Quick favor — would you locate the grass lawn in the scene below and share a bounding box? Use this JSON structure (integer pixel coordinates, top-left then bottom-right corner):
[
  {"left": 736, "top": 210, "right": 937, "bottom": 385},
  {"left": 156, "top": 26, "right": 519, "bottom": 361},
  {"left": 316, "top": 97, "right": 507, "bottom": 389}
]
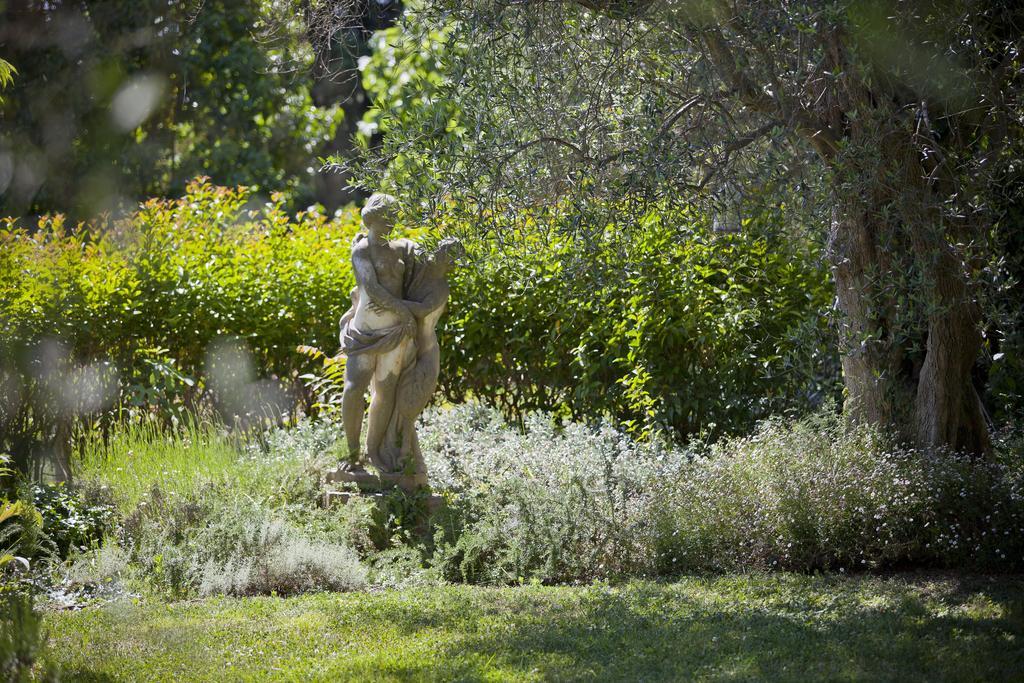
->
[{"left": 45, "top": 573, "right": 1024, "bottom": 682}]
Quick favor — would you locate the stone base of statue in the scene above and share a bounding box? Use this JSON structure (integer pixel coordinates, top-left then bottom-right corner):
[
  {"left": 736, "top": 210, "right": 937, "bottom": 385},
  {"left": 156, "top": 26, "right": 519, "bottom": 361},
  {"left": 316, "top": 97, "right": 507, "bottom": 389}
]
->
[
  {"left": 324, "top": 466, "right": 427, "bottom": 492},
  {"left": 321, "top": 466, "right": 443, "bottom": 519}
]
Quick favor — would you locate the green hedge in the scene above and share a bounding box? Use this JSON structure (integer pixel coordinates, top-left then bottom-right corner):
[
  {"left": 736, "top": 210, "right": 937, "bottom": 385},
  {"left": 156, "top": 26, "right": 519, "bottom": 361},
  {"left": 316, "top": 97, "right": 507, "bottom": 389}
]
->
[
  {"left": 1, "top": 179, "right": 836, "bottom": 462},
  {"left": 1, "top": 180, "right": 359, "bottom": 464},
  {"left": 1, "top": 179, "right": 357, "bottom": 377},
  {"left": 441, "top": 207, "right": 837, "bottom": 438}
]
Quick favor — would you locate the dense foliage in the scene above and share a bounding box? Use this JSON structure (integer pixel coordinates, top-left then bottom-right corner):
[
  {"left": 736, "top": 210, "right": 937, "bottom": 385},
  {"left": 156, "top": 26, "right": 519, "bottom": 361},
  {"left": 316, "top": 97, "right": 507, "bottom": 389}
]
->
[
  {"left": 0, "top": 180, "right": 359, "bottom": 469},
  {"left": 420, "top": 403, "right": 1024, "bottom": 581},
  {"left": 1, "top": 179, "right": 834, "bottom": 473},
  {"left": 62, "top": 403, "right": 1024, "bottom": 605},
  {"left": 0, "top": 0, "right": 346, "bottom": 218},
  {"left": 348, "top": 0, "right": 1024, "bottom": 455},
  {"left": 440, "top": 206, "right": 836, "bottom": 437}
]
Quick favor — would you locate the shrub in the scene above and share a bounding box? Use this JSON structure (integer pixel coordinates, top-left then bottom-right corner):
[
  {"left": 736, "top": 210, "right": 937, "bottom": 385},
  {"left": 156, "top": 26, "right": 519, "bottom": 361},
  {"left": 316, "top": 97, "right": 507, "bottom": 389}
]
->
[
  {"left": 420, "top": 402, "right": 682, "bottom": 583},
  {"left": 439, "top": 205, "right": 838, "bottom": 439},
  {"left": 29, "top": 483, "right": 113, "bottom": 560},
  {"left": 369, "top": 546, "right": 441, "bottom": 589},
  {"left": 198, "top": 519, "right": 367, "bottom": 597},
  {"left": 3, "top": 180, "right": 837, "bottom": 472},
  {"left": 123, "top": 483, "right": 366, "bottom": 597},
  {"left": 652, "top": 413, "right": 1024, "bottom": 572},
  {"left": 0, "top": 179, "right": 361, "bottom": 467},
  {"left": 63, "top": 542, "right": 130, "bottom": 598},
  {"left": 56, "top": 404, "right": 1024, "bottom": 591},
  {"left": 0, "top": 180, "right": 359, "bottom": 388},
  {"left": 417, "top": 403, "right": 1024, "bottom": 582}
]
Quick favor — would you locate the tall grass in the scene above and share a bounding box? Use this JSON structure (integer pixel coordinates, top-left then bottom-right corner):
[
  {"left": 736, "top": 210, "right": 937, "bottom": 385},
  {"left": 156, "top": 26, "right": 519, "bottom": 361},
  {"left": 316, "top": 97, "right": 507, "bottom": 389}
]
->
[
  {"left": 68, "top": 416, "right": 361, "bottom": 597},
  {"left": 74, "top": 418, "right": 294, "bottom": 511}
]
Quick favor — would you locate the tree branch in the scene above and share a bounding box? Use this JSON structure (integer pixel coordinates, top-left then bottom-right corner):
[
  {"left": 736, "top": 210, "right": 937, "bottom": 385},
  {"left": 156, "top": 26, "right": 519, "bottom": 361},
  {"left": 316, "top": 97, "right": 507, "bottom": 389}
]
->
[{"left": 701, "top": 26, "right": 840, "bottom": 160}]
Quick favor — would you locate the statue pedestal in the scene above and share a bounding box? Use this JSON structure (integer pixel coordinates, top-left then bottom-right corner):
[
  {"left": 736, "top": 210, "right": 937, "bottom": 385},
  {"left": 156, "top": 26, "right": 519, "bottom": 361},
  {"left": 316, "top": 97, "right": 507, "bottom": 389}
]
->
[
  {"left": 324, "top": 467, "right": 427, "bottom": 491},
  {"left": 321, "top": 467, "right": 442, "bottom": 513}
]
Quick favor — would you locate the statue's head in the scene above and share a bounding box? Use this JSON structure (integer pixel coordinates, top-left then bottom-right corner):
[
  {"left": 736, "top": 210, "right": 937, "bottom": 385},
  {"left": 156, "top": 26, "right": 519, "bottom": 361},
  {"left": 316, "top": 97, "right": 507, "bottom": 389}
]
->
[
  {"left": 434, "top": 237, "right": 466, "bottom": 269},
  {"left": 361, "top": 193, "right": 399, "bottom": 234}
]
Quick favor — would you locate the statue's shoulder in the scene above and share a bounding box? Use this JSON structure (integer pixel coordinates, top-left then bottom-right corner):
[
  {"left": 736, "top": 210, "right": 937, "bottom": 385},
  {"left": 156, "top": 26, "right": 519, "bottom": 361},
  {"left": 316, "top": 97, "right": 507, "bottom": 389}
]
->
[{"left": 351, "top": 232, "right": 369, "bottom": 253}]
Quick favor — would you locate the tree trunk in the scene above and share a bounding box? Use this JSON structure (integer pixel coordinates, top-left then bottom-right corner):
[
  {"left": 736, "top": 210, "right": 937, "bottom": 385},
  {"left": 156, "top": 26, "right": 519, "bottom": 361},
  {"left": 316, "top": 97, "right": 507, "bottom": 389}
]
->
[
  {"left": 827, "top": 203, "right": 916, "bottom": 434},
  {"left": 827, "top": 185, "right": 990, "bottom": 456},
  {"left": 914, "top": 244, "right": 990, "bottom": 454}
]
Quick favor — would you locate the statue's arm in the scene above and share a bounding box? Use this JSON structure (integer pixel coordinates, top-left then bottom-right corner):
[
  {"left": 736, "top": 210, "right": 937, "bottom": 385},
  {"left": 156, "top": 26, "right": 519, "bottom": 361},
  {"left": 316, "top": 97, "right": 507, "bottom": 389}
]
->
[
  {"left": 403, "top": 284, "right": 448, "bottom": 319},
  {"left": 351, "top": 244, "right": 412, "bottom": 320}
]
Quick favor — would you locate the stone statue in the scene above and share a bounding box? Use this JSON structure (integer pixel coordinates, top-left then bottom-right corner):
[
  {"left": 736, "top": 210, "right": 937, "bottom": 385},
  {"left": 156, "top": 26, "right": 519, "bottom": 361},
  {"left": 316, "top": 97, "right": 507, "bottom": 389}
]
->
[
  {"left": 336, "top": 193, "right": 461, "bottom": 491},
  {"left": 379, "top": 236, "right": 465, "bottom": 482}
]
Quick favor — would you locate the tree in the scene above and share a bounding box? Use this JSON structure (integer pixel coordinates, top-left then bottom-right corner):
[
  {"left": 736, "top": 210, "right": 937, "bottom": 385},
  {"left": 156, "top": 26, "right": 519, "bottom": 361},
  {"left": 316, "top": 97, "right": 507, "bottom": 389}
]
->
[
  {"left": 349, "top": 0, "right": 1023, "bottom": 455},
  {"left": 0, "top": 0, "right": 344, "bottom": 219},
  {"left": 297, "top": 0, "right": 404, "bottom": 211}
]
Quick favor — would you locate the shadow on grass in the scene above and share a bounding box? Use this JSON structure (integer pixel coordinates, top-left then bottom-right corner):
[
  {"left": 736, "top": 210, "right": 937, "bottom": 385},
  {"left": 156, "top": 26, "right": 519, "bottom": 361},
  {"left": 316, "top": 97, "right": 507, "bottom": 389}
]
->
[
  {"left": 49, "top": 574, "right": 1024, "bottom": 682},
  {"left": 370, "top": 576, "right": 1024, "bottom": 682},
  {"left": 58, "top": 672, "right": 117, "bottom": 683}
]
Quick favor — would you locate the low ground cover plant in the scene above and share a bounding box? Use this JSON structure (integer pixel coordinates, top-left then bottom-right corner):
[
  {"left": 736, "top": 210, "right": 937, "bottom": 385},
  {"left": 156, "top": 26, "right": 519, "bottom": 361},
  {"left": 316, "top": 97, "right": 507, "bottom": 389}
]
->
[
  {"left": 654, "top": 415, "right": 1024, "bottom": 573},
  {"left": 67, "top": 417, "right": 365, "bottom": 598},
  {"left": 420, "top": 404, "right": 1024, "bottom": 581},
  {"left": 48, "top": 403, "right": 1024, "bottom": 604}
]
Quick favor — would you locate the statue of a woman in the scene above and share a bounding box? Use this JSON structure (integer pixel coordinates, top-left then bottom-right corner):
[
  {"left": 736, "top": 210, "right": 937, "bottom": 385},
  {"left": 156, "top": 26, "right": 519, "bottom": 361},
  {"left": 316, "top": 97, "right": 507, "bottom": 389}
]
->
[
  {"left": 337, "top": 193, "right": 462, "bottom": 489},
  {"left": 338, "top": 193, "right": 418, "bottom": 473}
]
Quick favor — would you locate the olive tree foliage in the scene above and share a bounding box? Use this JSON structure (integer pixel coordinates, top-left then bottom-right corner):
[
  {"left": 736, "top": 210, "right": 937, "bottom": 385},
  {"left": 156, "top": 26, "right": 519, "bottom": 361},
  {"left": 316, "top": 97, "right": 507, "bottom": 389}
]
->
[{"left": 337, "top": 0, "right": 1023, "bottom": 455}]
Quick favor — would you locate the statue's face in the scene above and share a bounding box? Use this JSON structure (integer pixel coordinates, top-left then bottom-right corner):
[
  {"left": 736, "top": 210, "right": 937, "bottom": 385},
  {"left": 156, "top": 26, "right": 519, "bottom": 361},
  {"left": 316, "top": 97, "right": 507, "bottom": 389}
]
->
[{"left": 365, "top": 209, "right": 396, "bottom": 235}]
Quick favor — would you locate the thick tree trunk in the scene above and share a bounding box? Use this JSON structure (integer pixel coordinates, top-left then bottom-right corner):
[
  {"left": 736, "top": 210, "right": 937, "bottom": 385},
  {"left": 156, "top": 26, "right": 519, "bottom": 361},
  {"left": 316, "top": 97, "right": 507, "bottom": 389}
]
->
[
  {"left": 828, "top": 204, "right": 916, "bottom": 433},
  {"left": 914, "top": 246, "right": 990, "bottom": 454},
  {"left": 828, "top": 193, "right": 990, "bottom": 456}
]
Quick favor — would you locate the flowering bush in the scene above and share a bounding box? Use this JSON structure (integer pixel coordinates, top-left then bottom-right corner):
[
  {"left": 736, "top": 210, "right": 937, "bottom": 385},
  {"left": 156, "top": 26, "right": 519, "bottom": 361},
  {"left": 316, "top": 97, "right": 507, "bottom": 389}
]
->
[
  {"left": 420, "top": 402, "right": 680, "bottom": 583},
  {"left": 655, "top": 413, "right": 1024, "bottom": 572},
  {"left": 418, "top": 403, "right": 1024, "bottom": 582},
  {"left": 122, "top": 483, "right": 367, "bottom": 597},
  {"left": 69, "top": 404, "right": 1024, "bottom": 597}
]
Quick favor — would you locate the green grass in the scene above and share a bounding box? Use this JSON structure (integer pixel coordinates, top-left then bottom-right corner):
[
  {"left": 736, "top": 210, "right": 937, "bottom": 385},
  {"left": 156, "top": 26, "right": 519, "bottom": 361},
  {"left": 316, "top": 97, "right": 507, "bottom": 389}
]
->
[
  {"left": 74, "top": 419, "right": 296, "bottom": 511},
  {"left": 45, "top": 573, "right": 1024, "bottom": 682},
  {"left": 75, "top": 419, "right": 243, "bottom": 510}
]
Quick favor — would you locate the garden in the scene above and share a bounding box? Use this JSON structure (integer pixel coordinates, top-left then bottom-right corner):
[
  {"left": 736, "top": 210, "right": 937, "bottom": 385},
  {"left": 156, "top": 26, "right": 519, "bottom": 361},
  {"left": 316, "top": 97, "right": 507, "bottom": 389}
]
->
[{"left": 1, "top": 1, "right": 1023, "bottom": 681}]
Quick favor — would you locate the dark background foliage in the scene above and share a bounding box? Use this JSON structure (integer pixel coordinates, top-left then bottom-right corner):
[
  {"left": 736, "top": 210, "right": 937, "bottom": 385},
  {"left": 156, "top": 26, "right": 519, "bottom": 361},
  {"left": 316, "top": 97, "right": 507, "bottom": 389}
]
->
[{"left": 0, "top": 0, "right": 402, "bottom": 221}]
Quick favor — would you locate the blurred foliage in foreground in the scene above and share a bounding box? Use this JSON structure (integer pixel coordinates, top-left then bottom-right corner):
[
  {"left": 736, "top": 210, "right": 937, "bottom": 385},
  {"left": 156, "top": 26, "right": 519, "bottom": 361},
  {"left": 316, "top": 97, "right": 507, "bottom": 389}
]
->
[
  {"left": 0, "top": 0, "right": 345, "bottom": 219},
  {"left": 1, "top": 180, "right": 836, "bottom": 472}
]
